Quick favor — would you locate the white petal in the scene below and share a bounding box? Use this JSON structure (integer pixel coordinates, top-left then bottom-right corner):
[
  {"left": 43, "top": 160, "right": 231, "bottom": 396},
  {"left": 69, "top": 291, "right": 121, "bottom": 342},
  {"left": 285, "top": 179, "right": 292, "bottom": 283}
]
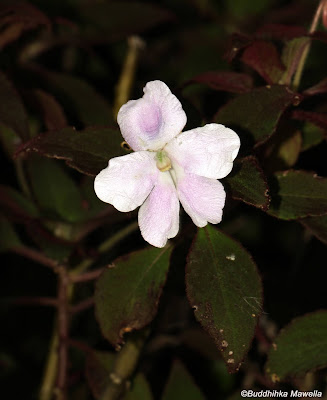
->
[
  {"left": 177, "top": 172, "right": 226, "bottom": 227},
  {"left": 165, "top": 123, "right": 240, "bottom": 179},
  {"left": 94, "top": 151, "right": 158, "bottom": 212},
  {"left": 117, "top": 81, "right": 187, "bottom": 151},
  {"left": 138, "top": 172, "right": 180, "bottom": 248}
]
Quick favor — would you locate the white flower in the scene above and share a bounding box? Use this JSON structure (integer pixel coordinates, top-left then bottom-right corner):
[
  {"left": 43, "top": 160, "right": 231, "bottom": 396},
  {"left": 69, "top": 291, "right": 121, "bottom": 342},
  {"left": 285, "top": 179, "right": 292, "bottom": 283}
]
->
[{"left": 94, "top": 81, "right": 240, "bottom": 248}]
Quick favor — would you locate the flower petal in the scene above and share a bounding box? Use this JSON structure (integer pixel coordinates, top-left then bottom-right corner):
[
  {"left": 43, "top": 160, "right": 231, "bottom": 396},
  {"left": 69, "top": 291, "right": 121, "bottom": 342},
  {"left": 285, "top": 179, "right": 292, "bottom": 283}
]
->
[
  {"left": 177, "top": 172, "right": 226, "bottom": 227},
  {"left": 165, "top": 123, "right": 240, "bottom": 179},
  {"left": 138, "top": 172, "right": 180, "bottom": 248},
  {"left": 117, "top": 81, "right": 187, "bottom": 151},
  {"left": 94, "top": 151, "right": 158, "bottom": 212}
]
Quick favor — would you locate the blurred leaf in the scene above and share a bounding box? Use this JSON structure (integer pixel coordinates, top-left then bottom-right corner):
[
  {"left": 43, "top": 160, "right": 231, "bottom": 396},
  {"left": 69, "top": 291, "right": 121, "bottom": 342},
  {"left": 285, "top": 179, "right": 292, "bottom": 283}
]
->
[
  {"left": 78, "top": 1, "right": 174, "bottom": 40},
  {"left": 16, "top": 126, "right": 125, "bottom": 175},
  {"left": 27, "top": 156, "right": 86, "bottom": 223},
  {"left": 292, "top": 110, "right": 327, "bottom": 132},
  {"left": 256, "top": 24, "right": 307, "bottom": 40},
  {"left": 95, "top": 246, "right": 172, "bottom": 347},
  {"left": 181, "top": 328, "right": 221, "bottom": 360},
  {"left": 0, "top": 125, "right": 21, "bottom": 157},
  {"left": 215, "top": 85, "right": 301, "bottom": 146},
  {"left": 32, "top": 89, "right": 67, "bottom": 131},
  {"left": 241, "top": 41, "right": 284, "bottom": 84},
  {"left": 266, "top": 311, "right": 327, "bottom": 382},
  {"left": 224, "top": 33, "right": 252, "bottom": 63},
  {"left": 224, "top": 156, "right": 270, "bottom": 210},
  {"left": 80, "top": 177, "right": 107, "bottom": 219},
  {"left": 0, "top": 1, "right": 50, "bottom": 48},
  {"left": 0, "top": 214, "right": 21, "bottom": 252},
  {"left": 124, "top": 374, "right": 153, "bottom": 400},
  {"left": 186, "top": 226, "right": 263, "bottom": 372},
  {"left": 85, "top": 350, "right": 115, "bottom": 400},
  {"left": 0, "top": 70, "right": 29, "bottom": 140},
  {"left": 301, "top": 123, "right": 325, "bottom": 151},
  {"left": 38, "top": 69, "right": 113, "bottom": 126},
  {"left": 280, "top": 38, "right": 308, "bottom": 85},
  {"left": 300, "top": 215, "right": 327, "bottom": 245},
  {"left": 303, "top": 77, "right": 327, "bottom": 96},
  {"left": 187, "top": 71, "right": 253, "bottom": 93},
  {"left": 0, "top": 185, "right": 39, "bottom": 219},
  {"left": 268, "top": 170, "right": 327, "bottom": 220},
  {"left": 225, "top": 0, "right": 272, "bottom": 19},
  {"left": 162, "top": 360, "right": 205, "bottom": 400}
]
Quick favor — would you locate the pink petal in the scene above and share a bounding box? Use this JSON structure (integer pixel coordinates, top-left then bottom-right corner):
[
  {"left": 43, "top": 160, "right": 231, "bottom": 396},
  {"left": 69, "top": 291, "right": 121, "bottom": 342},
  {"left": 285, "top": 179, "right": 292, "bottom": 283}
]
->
[
  {"left": 94, "top": 151, "right": 158, "bottom": 212},
  {"left": 165, "top": 123, "right": 240, "bottom": 179},
  {"left": 138, "top": 172, "right": 180, "bottom": 247},
  {"left": 177, "top": 172, "right": 226, "bottom": 227},
  {"left": 117, "top": 81, "right": 187, "bottom": 151}
]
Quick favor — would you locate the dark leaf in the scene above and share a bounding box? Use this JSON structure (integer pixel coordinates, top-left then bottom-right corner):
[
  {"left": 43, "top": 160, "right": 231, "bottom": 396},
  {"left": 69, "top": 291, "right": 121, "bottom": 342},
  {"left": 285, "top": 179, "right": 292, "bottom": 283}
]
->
[
  {"left": 303, "top": 78, "right": 327, "bottom": 96},
  {"left": 124, "top": 374, "right": 153, "bottom": 400},
  {"left": 37, "top": 68, "right": 113, "bottom": 126},
  {"left": 266, "top": 311, "right": 327, "bottom": 382},
  {"left": 85, "top": 350, "right": 115, "bottom": 400},
  {"left": 280, "top": 38, "right": 309, "bottom": 85},
  {"left": 187, "top": 71, "right": 253, "bottom": 93},
  {"left": 224, "top": 156, "right": 270, "bottom": 210},
  {"left": 27, "top": 156, "right": 86, "bottom": 223},
  {"left": 268, "top": 170, "right": 327, "bottom": 220},
  {"left": 0, "top": 70, "right": 29, "bottom": 140},
  {"left": 300, "top": 215, "right": 327, "bottom": 245},
  {"left": 256, "top": 24, "right": 307, "bottom": 40},
  {"left": 241, "top": 41, "right": 285, "bottom": 84},
  {"left": 224, "top": 33, "right": 252, "bottom": 63},
  {"left": 0, "top": 185, "right": 39, "bottom": 220},
  {"left": 16, "top": 126, "right": 125, "bottom": 176},
  {"left": 215, "top": 85, "right": 301, "bottom": 146},
  {"left": 162, "top": 361, "right": 205, "bottom": 400},
  {"left": 0, "top": 214, "right": 21, "bottom": 252},
  {"left": 32, "top": 89, "right": 67, "bottom": 131},
  {"left": 95, "top": 246, "right": 172, "bottom": 347},
  {"left": 301, "top": 123, "right": 325, "bottom": 151},
  {"left": 292, "top": 110, "right": 327, "bottom": 132},
  {"left": 186, "top": 226, "right": 263, "bottom": 372}
]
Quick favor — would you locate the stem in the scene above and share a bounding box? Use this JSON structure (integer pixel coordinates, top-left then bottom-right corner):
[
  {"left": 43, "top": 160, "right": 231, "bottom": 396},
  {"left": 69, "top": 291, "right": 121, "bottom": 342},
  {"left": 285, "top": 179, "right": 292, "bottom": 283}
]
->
[
  {"left": 12, "top": 245, "right": 60, "bottom": 272},
  {"left": 293, "top": 0, "right": 326, "bottom": 89},
  {"left": 113, "top": 36, "right": 145, "bottom": 118},
  {"left": 70, "top": 268, "right": 103, "bottom": 283},
  {"left": 10, "top": 296, "right": 58, "bottom": 307},
  {"left": 70, "top": 297, "right": 94, "bottom": 314}
]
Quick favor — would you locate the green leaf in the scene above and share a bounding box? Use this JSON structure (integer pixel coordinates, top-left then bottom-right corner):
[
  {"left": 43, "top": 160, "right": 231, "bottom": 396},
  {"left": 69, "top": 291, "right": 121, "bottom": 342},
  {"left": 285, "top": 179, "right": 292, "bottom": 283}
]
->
[
  {"left": 300, "top": 215, "right": 327, "bottom": 245},
  {"left": 162, "top": 361, "right": 205, "bottom": 400},
  {"left": 38, "top": 69, "right": 113, "bottom": 126},
  {"left": 27, "top": 156, "right": 86, "bottom": 223},
  {"left": 17, "top": 126, "right": 126, "bottom": 175},
  {"left": 224, "top": 156, "right": 270, "bottom": 210},
  {"left": 85, "top": 350, "right": 115, "bottom": 400},
  {"left": 95, "top": 246, "right": 172, "bottom": 347},
  {"left": 266, "top": 311, "right": 327, "bottom": 382},
  {"left": 0, "top": 70, "right": 29, "bottom": 140},
  {"left": 280, "top": 38, "right": 309, "bottom": 85},
  {"left": 215, "top": 85, "right": 301, "bottom": 146},
  {"left": 0, "top": 185, "right": 39, "bottom": 219},
  {"left": 124, "top": 374, "right": 153, "bottom": 400},
  {"left": 301, "top": 123, "right": 324, "bottom": 151},
  {"left": 186, "top": 225, "right": 263, "bottom": 372},
  {"left": 268, "top": 170, "right": 327, "bottom": 220},
  {"left": 0, "top": 215, "right": 21, "bottom": 252}
]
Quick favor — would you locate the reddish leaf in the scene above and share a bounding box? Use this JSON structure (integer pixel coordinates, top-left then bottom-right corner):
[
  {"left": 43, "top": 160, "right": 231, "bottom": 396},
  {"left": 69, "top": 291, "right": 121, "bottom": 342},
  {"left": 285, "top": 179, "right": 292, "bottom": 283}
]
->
[
  {"left": 292, "top": 110, "right": 327, "bottom": 132},
  {"left": 304, "top": 78, "right": 327, "bottom": 96},
  {"left": 241, "top": 41, "right": 285, "bottom": 84},
  {"left": 224, "top": 33, "right": 252, "bottom": 63},
  {"left": 256, "top": 24, "right": 307, "bottom": 41},
  {"left": 187, "top": 71, "right": 253, "bottom": 93},
  {"left": 32, "top": 89, "right": 67, "bottom": 131}
]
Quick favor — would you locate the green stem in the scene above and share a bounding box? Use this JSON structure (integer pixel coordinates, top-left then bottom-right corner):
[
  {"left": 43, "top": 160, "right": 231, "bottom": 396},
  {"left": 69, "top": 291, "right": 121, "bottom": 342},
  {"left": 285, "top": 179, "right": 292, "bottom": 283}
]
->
[{"left": 293, "top": 0, "right": 326, "bottom": 89}]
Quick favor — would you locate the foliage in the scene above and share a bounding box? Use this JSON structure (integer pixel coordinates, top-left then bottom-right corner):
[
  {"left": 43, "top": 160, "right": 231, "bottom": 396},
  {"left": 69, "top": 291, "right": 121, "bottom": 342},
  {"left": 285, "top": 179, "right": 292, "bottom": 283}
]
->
[{"left": 0, "top": 0, "right": 327, "bottom": 399}]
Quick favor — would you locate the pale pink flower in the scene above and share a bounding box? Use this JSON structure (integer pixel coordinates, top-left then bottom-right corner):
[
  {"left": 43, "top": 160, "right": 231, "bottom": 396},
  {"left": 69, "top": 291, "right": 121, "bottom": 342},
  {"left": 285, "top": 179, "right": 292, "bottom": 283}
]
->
[{"left": 94, "top": 81, "right": 240, "bottom": 248}]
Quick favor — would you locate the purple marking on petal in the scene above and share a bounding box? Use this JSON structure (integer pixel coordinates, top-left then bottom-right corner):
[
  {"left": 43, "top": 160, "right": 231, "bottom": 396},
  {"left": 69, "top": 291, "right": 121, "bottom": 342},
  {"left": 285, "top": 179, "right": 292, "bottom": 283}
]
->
[{"left": 138, "top": 102, "right": 162, "bottom": 138}]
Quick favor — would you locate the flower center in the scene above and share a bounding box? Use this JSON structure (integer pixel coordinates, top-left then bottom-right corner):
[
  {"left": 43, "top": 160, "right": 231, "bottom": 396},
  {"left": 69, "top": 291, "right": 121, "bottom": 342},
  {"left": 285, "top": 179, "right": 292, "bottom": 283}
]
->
[{"left": 155, "top": 150, "right": 172, "bottom": 172}]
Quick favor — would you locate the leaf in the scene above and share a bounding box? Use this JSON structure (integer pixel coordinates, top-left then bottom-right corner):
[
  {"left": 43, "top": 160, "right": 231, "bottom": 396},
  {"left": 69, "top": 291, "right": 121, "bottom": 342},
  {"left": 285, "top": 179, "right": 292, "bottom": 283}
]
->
[
  {"left": 32, "top": 89, "right": 67, "bottom": 131},
  {"left": 241, "top": 41, "right": 285, "bottom": 84},
  {"left": 187, "top": 71, "right": 253, "bottom": 93},
  {"left": 16, "top": 126, "right": 126, "bottom": 176},
  {"left": 0, "top": 70, "right": 29, "bottom": 140},
  {"left": 186, "top": 225, "right": 263, "bottom": 372},
  {"left": 256, "top": 24, "right": 307, "bottom": 40},
  {"left": 301, "top": 123, "right": 325, "bottom": 151},
  {"left": 292, "top": 110, "right": 327, "bottom": 132},
  {"left": 280, "top": 38, "right": 309, "bottom": 85},
  {"left": 224, "top": 156, "right": 270, "bottom": 210},
  {"left": 214, "top": 85, "right": 301, "bottom": 146},
  {"left": 37, "top": 68, "right": 113, "bottom": 126},
  {"left": 0, "top": 214, "right": 21, "bottom": 252},
  {"left": 78, "top": 1, "right": 174, "bottom": 40},
  {"left": 224, "top": 33, "right": 252, "bottom": 63},
  {"left": 300, "top": 215, "right": 327, "bottom": 245},
  {"left": 268, "top": 170, "right": 327, "bottom": 220},
  {"left": 27, "top": 156, "right": 86, "bottom": 223},
  {"left": 162, "top": 361, "right": 205, "bottom": 400},
  {"left": 124, "top": 374, "right": 153, "bottom": 400},
  {"left": 303, "top": 77, "right": 327, "bottom": 96},
  {"left": 95, "top": 246, "right": 172, "bottom": 347},
  {"left": 0, "top": 185, "right": 39, "bottom": 219},
  {"left": 265, "top": 311, "right": 327, "bottom": 382},
  {"left": 85, "top": 350, "right": 115, "bottom": 400}
]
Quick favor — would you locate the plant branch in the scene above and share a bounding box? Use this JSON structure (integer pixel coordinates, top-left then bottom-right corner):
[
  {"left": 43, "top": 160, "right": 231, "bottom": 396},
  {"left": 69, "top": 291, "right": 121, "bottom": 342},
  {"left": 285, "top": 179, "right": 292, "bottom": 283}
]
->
[
  {"left": 70, "top": 297, "right": 94, "bottom": 314},
  {"left": 9, "top": 296, "right": 58, "bottom": 307},
  {"left": 12, "top": 245, "right": 61, "bottom": 272},
  {"left": 69, "top": 268, "right": 104, "bottom": 283}
]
